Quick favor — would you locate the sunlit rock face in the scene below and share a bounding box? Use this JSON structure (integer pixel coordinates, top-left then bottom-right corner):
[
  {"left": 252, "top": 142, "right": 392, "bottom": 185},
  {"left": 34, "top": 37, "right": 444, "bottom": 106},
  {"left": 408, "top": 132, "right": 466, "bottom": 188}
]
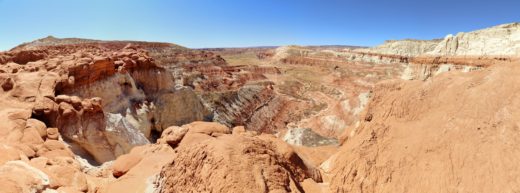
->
[
  {"left": 428, "top": 23, "right": 520, "bottom": 56},
  {"left": 357, "top": 39, "right": 442, "bottom": 57},
  {"left": 1, "top": 37, "right": 285, "bottom": 165},
  {"left": 328, "top": 63, "right": 520, "bottom": 193},
  {"left": 152, "top": 87, "right": 213, "bottom": 132},
  {"left": 0, "top": 38, "right": 212, "bottom": 163}
]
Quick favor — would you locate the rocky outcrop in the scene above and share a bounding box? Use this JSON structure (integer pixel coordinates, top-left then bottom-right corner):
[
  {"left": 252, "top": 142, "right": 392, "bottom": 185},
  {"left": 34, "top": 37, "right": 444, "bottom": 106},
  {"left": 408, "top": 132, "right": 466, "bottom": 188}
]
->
[
  {"left": 0, "top": 161, "right": 52, "bottom": 193},
  {"left": 98, "top": 143, "right": 174, "bottom": 193},
  {"left": 328, "top": 63, "right": 520, "bottom": 193},
  {"left": 156, "top": 122, "right": 317, "bottom": 193},
  {"left": 42, "top": 95, "right": 136, "bottom": 163},
  {"left": 390, "top": 23, "right": 520, "bottom": 80},
  {"left": 0, "top": 36, "right": 335, "bottom": 192},
  {"left": 359, "top": 39, "right": 441, "bottom": 57},
  {"left": 0, "top": 43, "right": 150, "bottom": 164},
  {"left": 0, "top": 106, "right": 94, "bottom": 193},
  {"left": 272, "top": 46, "right": 312, "bottom": 62},
  {"left": 7, "top": 45, "right": 161, "bottom": 163},
  {"left": 1, "top": 37, "right": 259, "bottom": 165},
  {"left": 275, "top": 44, "right": 416, "bottom": 66},
  {"left": 1, "top": 36, "right": 295, "bottom": 164},
  {"left": 152, "top": 87, "right": 212, "bottom": 131},
  {"left": 428, "top": 23, "right": 520, "bottom": 56},
  {"left": 206, "top": 84, "right": 276, "bottom": 128},
  {"left": 97, "top": 121, "right": 321, "bottom": 193},
  {"left": 275, "top": 23, "right": 520, "bottom": 82}
]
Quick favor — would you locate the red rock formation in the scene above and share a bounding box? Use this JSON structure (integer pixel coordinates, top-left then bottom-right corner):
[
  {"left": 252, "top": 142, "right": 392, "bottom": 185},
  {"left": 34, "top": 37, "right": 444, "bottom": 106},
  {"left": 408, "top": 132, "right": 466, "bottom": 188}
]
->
[
  {"left": 328, "top": 63, "right": 520, "bottom": 193},
  {"left": 156, "top": 122, "right": 318, "bottom": 193},
  {"left": 95, "top": 121, "right": 321, "bottom": 193}
]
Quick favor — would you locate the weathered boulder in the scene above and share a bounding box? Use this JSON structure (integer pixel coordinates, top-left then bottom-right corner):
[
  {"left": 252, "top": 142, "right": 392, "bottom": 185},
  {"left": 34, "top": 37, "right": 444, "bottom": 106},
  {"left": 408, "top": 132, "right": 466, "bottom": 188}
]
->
[
  {"left": 111, "top": 154, "right": 143, "bottom": 178},
  {"left": 157, "top": 126, "right": 188, "bottom": 147},
  {"left": 0, "top": 161, "right": 51, "bottom": 193}
]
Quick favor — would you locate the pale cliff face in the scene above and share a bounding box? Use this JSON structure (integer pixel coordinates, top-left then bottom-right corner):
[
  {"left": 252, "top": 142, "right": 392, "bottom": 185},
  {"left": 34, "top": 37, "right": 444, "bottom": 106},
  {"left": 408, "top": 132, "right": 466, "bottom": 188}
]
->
[
  {"left": 428, "top": 23, "right": 520, "bottom": 56},
  {"left": 352, "top": 23, "right": 520, "bottom": 57},
  {"left": 360, "top": 39, "right": 441, "bottom": 57}
]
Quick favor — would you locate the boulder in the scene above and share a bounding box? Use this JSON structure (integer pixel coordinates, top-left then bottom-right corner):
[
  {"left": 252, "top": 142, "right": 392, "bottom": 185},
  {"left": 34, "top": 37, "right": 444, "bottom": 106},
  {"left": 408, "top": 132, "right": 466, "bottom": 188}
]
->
[
  {"left": 111, "top": 154, "right": 143, "bottom": 178},
  {"left": 46, "top": 128, "right": 59, "bottom": 140},
  {"left": 0, "top": 145, "right": 23, "bottom": 165},
  {"left": 157, "top": 126, "right": 188, "bottom": 147},
  {"left": 36, "top": 140, "right": 74, "bottom": 159},
  {"left": 25, "top": 119, "right": 47, "bottom": 139},
  {"left": 0, "top": 161, "right": 50, "bottom": 193}
]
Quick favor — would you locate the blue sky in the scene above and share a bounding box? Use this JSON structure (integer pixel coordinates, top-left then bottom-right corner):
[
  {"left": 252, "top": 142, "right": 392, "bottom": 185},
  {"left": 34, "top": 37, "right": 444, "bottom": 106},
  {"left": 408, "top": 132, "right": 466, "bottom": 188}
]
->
[{"left": 0, "top": 0, "right": 519, "bottom": 50}]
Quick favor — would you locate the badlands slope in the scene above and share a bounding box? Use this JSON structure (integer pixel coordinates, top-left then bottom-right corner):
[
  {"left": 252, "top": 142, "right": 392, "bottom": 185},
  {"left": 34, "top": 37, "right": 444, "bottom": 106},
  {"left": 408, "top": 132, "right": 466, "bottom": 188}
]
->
[{"left": 0, "top": 23, "right": 519, "bottom": 193}]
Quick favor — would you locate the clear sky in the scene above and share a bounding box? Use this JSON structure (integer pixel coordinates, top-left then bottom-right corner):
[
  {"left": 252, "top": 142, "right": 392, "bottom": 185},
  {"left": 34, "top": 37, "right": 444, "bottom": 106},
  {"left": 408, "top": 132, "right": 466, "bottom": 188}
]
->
[{"left": 1, "top": 0, "right": 519, "bottom": 51}]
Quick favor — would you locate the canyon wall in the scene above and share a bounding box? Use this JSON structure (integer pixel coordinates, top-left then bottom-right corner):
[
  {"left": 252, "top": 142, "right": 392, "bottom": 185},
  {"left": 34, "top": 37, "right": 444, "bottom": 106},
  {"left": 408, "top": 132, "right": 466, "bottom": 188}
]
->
[{"left": 1, "top": 37, "right": 289, "bottom": 164}]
